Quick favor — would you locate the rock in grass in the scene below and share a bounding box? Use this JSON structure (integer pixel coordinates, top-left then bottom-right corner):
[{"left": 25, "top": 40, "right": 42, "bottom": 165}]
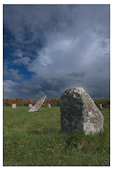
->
[
  {"left": 12, "top": 103, "right": 16, "bottom": 108},
  {"left": 28, "top": 95, "right": 47, "bottom": 112},
  {"left": 28, "top": 104, "right": 33, "bottom": 108},
  {"left": 46, "top": 103, "right": 51, "bottom": 108},
  {"left": 60, "top": 87, "right": 104, "bottom": 135},
  {"left": 97, "top": 104, "right": 104, "bottom": 110}
]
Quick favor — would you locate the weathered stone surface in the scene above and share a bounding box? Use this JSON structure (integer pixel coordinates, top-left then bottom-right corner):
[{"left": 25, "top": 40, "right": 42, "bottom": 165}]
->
[
  {"left": 60, "top": 87, "right": 104, "bottom": 135},
  {"left": 12, "top": 103, "right": 16, "bottom": 108},
  {"left": 97, "top": 104, "right": 104, "bottom": 110},
  {"left": 28, "top": 95, "right": 47, "bottom": 112},
  {"left": 46, "top": 103, "right": 51, "bottom": 108},
  {"left": 28, "top": 104, "right": 33, "bottom": 108}
]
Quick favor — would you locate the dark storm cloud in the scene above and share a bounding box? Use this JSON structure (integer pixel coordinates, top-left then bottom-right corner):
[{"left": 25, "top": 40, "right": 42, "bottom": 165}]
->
[
  {"left": 4, "top": 5, "right": 109, "bottom": 43},
  {"left": 3, "top": 5, "right": 110, "bottom": 99},
  {"left": 69, "top": 72, "right": 85, "bottom": 78},
  {"left": 3, "top": 80, "right": 42, "bottom": 99}
]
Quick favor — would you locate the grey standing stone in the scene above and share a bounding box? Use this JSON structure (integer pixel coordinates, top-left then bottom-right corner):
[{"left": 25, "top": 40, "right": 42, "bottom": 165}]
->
[
  {"left": 28, "top": 95, "right": 47, "bottom": 112},
  {"left": 28, "top": 104, "right": 33, "bottom": 108},
  {"left": 12, "top": 103, "right": 16, "bottom": 108},
  {"left": 46, "top": 103, "right": 51, "bottom": 108},
  {"left": 97, "top": 104, "right": 104, "bottom": 110},
  {"left": 60, "top": 87, "right": 104, "bottom": 135}
]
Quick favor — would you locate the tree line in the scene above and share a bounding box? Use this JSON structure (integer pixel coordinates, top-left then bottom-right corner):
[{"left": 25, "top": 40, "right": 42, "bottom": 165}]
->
[
  {"left": 3, "top": 97, "right": 110, "bottom": 108},
  {"left": 3, "top": 97, "right": 60, "bottom": 107}
]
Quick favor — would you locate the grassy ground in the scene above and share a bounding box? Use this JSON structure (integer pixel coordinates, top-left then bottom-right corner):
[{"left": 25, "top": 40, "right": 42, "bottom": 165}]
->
[{"left": 3, "top": 106, "right": 110, "bottom": 166}]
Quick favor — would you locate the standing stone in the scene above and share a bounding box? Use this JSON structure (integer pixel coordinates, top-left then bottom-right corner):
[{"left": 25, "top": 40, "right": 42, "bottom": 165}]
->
[
  {"left": 46, "top": 103, "right": 51, "bottom": 108},
  {"left": 28, "top": 95, "right": 47, "bottom": 112},
  {"left": 28, "top": 104, "right": 33, "bottom": 108},
  {"left": 60, "top": 87, "right": 104, "bottom": 135},
  {"left": 97, "top": 104, "right": 104, "bottom": 110},
  {"left": 12, "top": 103, "right": 16, "bottom": 108}
]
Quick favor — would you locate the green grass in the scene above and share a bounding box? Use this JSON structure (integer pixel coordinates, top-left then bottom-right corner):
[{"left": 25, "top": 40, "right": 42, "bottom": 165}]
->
[{"left": 3, "top": 106, "right": 110, "bottom": 166}]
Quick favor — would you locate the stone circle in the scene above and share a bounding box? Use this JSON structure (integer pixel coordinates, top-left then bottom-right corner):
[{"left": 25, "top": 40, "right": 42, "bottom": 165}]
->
[
  {"left": 97, "top": 104, "right": 104, "bottom": 110},
  {"left": 12, "top": 103, "right": 16, "bottom": 108},
  {"left": 28, "top": 95, "right": 47, "bottom": 112},
  {"left": 28, "top": 104, "right": 33, "bottom": 108},
  {"left": 46, "top": 103, "right": 51, "bottom": 108},
  {"left": 60, "top": 87, "right": 104, "bottom": 135}
]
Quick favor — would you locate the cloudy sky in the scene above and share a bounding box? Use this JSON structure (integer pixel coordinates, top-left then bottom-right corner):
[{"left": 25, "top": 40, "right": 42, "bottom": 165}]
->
[{"left": 3, "top": 4, "right": 110, "bottom": 100}]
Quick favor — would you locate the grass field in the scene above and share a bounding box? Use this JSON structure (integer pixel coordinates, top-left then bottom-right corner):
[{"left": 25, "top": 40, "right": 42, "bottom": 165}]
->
[{"left": 3, "top": 106, "right": 110, "bottom": 166}]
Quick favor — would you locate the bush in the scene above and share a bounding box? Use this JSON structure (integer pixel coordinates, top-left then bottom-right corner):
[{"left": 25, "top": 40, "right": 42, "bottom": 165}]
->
[
  {"left": 93, "top": 98, "right": 110, "bottom": 108},
  {"left": 3, "top": 97, "right": 110, "bottom": 108},
  {"left": 3, "top": 97, "right": 60, "bottom": 107}
]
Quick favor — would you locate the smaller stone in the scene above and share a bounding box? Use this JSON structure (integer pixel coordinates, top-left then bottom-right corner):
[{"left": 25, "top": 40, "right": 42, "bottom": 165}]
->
[
  {"left": 12, "top": 103, "right": 16, "bottom": 108},
  {"left": 28, "top": 104, "right": 33, "bottom": 108},
  {"left": 97, "top": 104, "right": 104, "bottom": 110},
  {"left": 46, "top": 103, "right": 51, "bottom": 108}
]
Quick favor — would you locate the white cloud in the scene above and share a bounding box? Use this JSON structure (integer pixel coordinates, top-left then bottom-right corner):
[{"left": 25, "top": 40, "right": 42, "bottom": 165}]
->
[
  {"left": 3, "top": 80, "right": 19, "bottom": 92},
  {"left": 12, "top": 49, "right": 23, "bottom": 58},
  {"left": 4, "top": 65, "right": 23, "bottom": 81},
  {"left": 80, "top": 28, "right": 110, "bottom": 67},
  {"left": 28, "top": 27, "right": 109, "bottom": 80},
  {"left": 13, "top": 57, "right": 31, "bottom": 66},
  {"left": 28, "top": 35, "right": 80, "bottom": 77},
  {"left": 3, "top": 79, "right": 43, "bottom": 99}
]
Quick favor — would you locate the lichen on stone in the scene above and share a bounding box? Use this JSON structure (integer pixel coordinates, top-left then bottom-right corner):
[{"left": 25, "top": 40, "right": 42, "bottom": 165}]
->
[{"left": 60, "top": 87, "right": 104, "bottom": 135}]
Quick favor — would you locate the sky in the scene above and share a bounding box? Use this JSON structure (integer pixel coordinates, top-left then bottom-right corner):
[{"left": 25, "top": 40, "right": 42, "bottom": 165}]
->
[{"left": 3, "top": 4, "right": 110, "bottom": 100}]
